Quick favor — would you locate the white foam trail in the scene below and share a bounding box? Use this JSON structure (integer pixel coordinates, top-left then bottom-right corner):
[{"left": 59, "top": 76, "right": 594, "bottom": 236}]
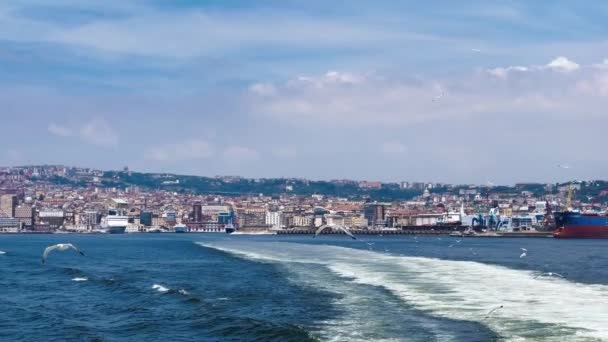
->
[
  {"left": 72, "top": 277, "right": 88, "bottom": 282},
  {"left": 152, "top": 284, "right": 170, "bottom": 293},
  {"left": 199, "top": 242, "right": 608, "bottom": 341}
]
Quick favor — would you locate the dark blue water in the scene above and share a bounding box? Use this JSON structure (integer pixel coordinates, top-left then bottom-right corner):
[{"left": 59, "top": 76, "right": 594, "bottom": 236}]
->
[{"left": 1, "top": 234, "right": 607, "bottom": 341}]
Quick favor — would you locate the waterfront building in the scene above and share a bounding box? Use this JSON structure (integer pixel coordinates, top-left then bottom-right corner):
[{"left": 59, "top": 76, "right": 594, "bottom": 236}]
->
[
  {"left": 140, "top": 211, "right": 153, "bottom": 226},
  {"left": 0, "top": 194, "right": 17, "bottom": 217},
  {"left": 38, "top": 210, "right": 65, "bottom": 230},
  {"left": 292, "top": 215, "right": 313, "bottom": 228},
  {"left": 193, "top": 203, "right": 202, "bottom": 223},
  {"left": 265, "top": 210, "right": 283, "bottom": 229},
  {"left": 0, "top": 217, "right": 20, "bottom": 232},
  {"left": 80, "top": 210, "right": 101, "bottom": 227},
  {"left": 325, "top": 214, "right": 345, "bottom": 227},
  {"left": 14, "top": 205, "right": 35, "bottom": 228},
  {"left": 165, "top": 211, "right": 177, "bottom": 225},
  {"left": 364, "top": 204, "right": 386, "bottom": 227}
]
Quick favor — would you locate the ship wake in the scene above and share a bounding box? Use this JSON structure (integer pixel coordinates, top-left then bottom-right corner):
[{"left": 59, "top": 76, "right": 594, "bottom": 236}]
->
[{"left": 198, "top": 241, "right": 608, "bottom": 341}]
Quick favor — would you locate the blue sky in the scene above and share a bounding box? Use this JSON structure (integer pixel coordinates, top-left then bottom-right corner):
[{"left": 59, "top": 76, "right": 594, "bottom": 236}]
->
[{"left": 1, "top": 0, "right": 608, "bottom": 184}]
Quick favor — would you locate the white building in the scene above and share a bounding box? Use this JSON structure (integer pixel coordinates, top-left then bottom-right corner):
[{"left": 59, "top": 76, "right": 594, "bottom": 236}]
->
[{"left": 265, "top": 211, "right": 283, "bottom": 229}]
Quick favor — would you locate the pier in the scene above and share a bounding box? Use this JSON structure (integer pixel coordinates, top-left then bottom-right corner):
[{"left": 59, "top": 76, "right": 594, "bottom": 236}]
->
[{"left": 276, "top": 227, "right": 554, "bottom": 238}]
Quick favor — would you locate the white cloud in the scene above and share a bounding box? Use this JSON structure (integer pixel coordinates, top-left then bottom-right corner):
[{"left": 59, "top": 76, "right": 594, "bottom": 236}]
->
[
  {"left": 323, "top": 71, "right": 364, "bottom": 85},
  {"left": 249, "top": 83, "right": 276, "bottom": 96},
  {"left": 544, "top": 56, "right": 580, "bottom": 72},
  {"left": 48, "top": 123, "right": 73, "bottom": 137},
  {"left": 47, "top": 118, "right": 118, "bottom": 147},
  {"left": 79, "top": 118, "right": 119, "bottom": 147},
  {"left": 487, "top": 66, "right": 528, "bottom": 78},
  {"left": 272, "top": 146, "right": 297, "bottom": 158},
  {"left": 223, "top": 146, "right": 259, "bottom": 162},
  {"left": 592, "top": 59, "right": 608, "bottom": 69},
  {"left": 145, "top": 140, "right": 215, "bottom": 162},
  {"left": 381, "top": 141, "right": 408, "bottom": 155},
  {"left": 487, "top": 56, "right": 580, "bottom": 78},
  {"left": 249, "top": 59, "right": 608, "bottom": 127}
]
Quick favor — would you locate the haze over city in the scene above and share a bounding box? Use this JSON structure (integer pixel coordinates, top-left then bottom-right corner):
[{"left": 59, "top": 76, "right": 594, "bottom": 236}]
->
[{"left": 2, "top": 1, "right": 608, "bottom": 184}]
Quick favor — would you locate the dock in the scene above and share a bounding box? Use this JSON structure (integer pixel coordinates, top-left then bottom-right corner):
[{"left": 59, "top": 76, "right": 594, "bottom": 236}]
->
[{"left": 276, "top": 227, "right": 554, "bottom": 238}]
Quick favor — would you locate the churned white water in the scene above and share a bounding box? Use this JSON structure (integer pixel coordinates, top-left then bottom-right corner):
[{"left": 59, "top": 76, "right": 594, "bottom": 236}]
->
[{"left": 199, "top": 241, "right": 608, "bottom": 341}]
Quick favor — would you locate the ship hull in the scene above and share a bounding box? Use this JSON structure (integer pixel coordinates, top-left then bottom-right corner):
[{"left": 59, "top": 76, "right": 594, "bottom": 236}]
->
[
  {"left": 554, "top": 212, "right": 608, "bottom": 239},
  {"left": 107, "top": 226, "right": 126, "bottom": 234}
]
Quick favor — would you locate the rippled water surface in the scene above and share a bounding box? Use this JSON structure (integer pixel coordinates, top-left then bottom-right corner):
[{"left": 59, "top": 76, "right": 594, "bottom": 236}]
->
[{"left": 1, "top": 234, "right": 607, "bottom": 341}]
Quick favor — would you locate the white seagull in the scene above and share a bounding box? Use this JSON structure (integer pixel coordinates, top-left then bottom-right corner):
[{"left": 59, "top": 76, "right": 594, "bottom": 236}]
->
[
  {"left": 471, "top": 48, "right": 482, "bottom": 53},
  {"left": 519, "top": 248, "right": 527, "bottom": 258},
  {"left": 485, "top": 305, "right": 503, "bottom": 319},
  {"left": 314, "top": 225, "right": 357, "bottom": 240},
  {"left": 432, "top": 91, "right": 445, "bottom": 102},
  {"left": 557, "top": 164, "right": 571, "bottom": 169},
  {"left": 42, "top": 243, "right": 85, "bottom": 265},
  {"left": 534, "top": 272, "right": 564, "bottom": 279},
  {"left": 0, "top": 250, "right": 6, "bottom": 255}
]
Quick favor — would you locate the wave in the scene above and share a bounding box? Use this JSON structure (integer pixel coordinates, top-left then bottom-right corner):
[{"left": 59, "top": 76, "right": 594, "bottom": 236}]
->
[
  {"left": 72, "top": 277, "right": 88, "bottom": 282},
  {"left": 0, "top": 250, "right": 6, "bottom": 255},
  {"left": 198, "top": 241, "right": 608, "bottom": 341},
  {"left": 152, "top": 284, "right": 170, "bottom": 293}
]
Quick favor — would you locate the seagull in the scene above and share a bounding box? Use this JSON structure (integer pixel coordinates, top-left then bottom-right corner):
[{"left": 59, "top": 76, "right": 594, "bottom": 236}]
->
[
  {"left": 432, "top": 91, "right": 445, "bottom": 102},
  {"left": 485, "top": 305, "right": 503, "bottom": 319},
  {"left": 534, "top": 272, "right": 564, "bottom": 279},
  {"left": 557, "top": 164, "right": 571, "bottom": 169},
  {"left": 0, "top": 250, "right": 6, "bottom": 255},
  {"left": 471, "top": 48, "right": 482, "bottom": 53},
  {"left": 449, "top": 244, "right": 454, "bottom": 248},
  {"left": 314, "top": 225, "right": 356, "bottom": 240},
  {"left": 519, "top": 248, "right": 527, "bottom": 258},
  {"left": 456, "top": 240, "right": 462, "bottom": 243},
  {"left": 469, "top": 248, "right": 478, "bottom": 256},
  {"left": 42, "top": 243, "right": 85, "bottom": 265}
]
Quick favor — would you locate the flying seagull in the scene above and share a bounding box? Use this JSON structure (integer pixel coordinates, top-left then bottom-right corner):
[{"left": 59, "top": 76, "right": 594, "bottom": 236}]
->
[
  {"left": 42, "top": 243, "right": 85, "bottom": 265},
  {"left": 314, "top": 225, "right": 357, "bottom": 240},
  {"left": 519, "top": 248, "right": 527, "bottom": 258},
  {"left": 557, "top": 164, "right": 571, "bottom": 169},
  {"left": 471, "top": 48, "right": 482, "bottom": 53},
  {"left": 485, "top": 305, "right": 503, "bottom": 319},
  {"left": 534, "top": 272, "right": 564, "bottom": 279},
  {"left": 432, "top": 91, "right": 445, "bottom": 102}
]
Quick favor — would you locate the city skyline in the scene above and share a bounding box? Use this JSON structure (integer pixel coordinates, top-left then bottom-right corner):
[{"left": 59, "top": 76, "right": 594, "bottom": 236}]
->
[{"left": 2, "top": 1, "right": 608, "bottom": 183}]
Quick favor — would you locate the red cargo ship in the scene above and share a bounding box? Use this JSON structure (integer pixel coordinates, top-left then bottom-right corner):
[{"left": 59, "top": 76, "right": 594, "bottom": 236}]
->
[{"left": 554, "top": 211, "right": 608, "bottom": 239}]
